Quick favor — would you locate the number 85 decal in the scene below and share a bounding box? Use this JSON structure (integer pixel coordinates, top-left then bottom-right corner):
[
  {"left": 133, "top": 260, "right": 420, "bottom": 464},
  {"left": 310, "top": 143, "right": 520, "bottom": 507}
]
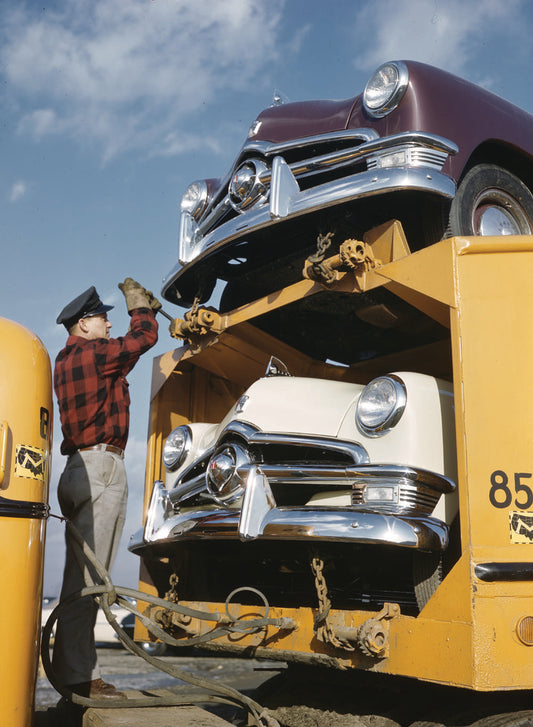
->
[{"left": 489, "top": 470, "right": 533, "bottom": 509}]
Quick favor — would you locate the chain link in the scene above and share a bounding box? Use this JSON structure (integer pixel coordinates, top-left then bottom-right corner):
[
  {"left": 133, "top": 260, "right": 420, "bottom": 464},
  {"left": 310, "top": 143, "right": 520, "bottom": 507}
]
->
[
  {"left": 165, "top": 573, "right": 180, "bottom": 604},
  {"left": 307, "top": 232, "right": 335, "bottom": 264},
  {"left": 310, "top": 552, "right": 353, "bottom": 651}
]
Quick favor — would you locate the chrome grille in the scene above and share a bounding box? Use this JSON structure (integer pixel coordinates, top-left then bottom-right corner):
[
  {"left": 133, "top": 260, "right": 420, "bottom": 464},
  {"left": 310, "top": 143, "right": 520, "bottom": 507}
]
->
[
  {"left": 399, "top": 483, "right": 440, "bottom": 511},
  {"left": 201, "top": 129, "right": 378, "bottom": 227},
  {"left": 170, "top": 427, "right": 369, "bottom": 506},
  {"left": 410, "top": 148, "right": 449, "bottom": 167}
]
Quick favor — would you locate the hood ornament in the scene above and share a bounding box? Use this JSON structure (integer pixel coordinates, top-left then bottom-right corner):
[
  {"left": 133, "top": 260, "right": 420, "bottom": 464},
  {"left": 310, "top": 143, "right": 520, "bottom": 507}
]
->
[
  {"left": 265, "top": 356, "right": 291, "bottom": 377},
  {"left": 271, "top": 89, "right": 289, "bottom": 107}
]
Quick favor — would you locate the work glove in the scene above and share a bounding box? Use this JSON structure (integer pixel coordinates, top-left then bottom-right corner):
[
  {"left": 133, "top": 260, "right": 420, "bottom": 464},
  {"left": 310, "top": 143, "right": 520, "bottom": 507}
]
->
[
  {"left": 118, "top": 278, "right": 151, "bottom": 312},
  {"left": 145, "top": 289, "right": 162, "bottom": 313}
]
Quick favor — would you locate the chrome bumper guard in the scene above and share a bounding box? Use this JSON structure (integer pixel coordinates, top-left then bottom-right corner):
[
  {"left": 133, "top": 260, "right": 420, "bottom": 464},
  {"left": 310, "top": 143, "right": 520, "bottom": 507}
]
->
[{"left": 130, "top": 464, "right": 450, "bottom": 554}]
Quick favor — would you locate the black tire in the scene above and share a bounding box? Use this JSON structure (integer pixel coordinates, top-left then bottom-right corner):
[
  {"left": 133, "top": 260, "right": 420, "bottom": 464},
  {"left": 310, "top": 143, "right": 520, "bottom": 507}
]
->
[
  {"left": 412, "top": 552, "right": 442, "bottom": 611},
  {"left": 446, "top": 164, "right": 533, "bottom": 237}
]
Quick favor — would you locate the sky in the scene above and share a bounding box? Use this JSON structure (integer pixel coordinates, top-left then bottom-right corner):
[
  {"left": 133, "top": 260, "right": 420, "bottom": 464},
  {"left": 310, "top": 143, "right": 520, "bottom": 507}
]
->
[{"left": 1, "top": 0, "right": 533, "bottom": 597}]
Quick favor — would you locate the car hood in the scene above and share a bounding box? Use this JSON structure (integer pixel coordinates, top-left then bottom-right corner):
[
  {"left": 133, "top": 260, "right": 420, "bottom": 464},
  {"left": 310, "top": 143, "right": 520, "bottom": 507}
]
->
[
  {"left": 250, "top": 97, "right": 359, "bottom": 143},
  {"left": 215, "top": 376, "right": 364, "bottom": 439}
]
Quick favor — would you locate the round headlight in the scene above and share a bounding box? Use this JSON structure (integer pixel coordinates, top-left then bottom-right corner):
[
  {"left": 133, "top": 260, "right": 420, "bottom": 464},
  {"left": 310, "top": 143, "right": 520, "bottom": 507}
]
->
[
  {"left": 162, "top": 426, "right": 192, "bottom": 470},
  {"left": 356, "top": 375, "right": 407, "bottom": 436},
  {"left": 363, "top": 61, "right": 409, "bottom": 119},
  {"left": 180, "top": 180, "right": 208, "bottom": 219}
]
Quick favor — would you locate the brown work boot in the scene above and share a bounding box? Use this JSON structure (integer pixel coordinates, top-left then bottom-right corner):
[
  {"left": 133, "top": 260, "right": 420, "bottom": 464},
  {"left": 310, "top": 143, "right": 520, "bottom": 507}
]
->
[{"left": 69, "top": 677, "right": 127, "bottom": 699}]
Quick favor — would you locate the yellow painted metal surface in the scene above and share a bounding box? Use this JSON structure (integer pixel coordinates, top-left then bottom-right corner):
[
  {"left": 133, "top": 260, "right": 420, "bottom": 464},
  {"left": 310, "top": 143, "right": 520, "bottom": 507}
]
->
[
  {"left": 140, "top": 233, "right": 533, "bottom": 691},
  {"left": 0, "top": 318, "right": 52, "bottom": 726}
]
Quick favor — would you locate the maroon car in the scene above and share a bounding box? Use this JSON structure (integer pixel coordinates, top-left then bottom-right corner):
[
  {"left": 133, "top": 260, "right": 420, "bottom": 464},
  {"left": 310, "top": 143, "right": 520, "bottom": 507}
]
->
[{"left": 163, "top": 60, "right": 533, "bottom": 356}]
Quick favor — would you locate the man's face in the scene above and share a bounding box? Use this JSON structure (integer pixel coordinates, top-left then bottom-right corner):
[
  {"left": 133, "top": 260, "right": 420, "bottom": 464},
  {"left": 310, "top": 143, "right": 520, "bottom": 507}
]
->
[{"left": 81, "top": 313, "right": 112, "bottom": 340}]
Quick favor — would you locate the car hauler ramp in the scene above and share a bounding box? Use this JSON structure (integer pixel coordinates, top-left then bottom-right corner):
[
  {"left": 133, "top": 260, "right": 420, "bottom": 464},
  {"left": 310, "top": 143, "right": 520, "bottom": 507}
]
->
[{"left": 83, "top": 701, "right": 235, "bottom": 727}]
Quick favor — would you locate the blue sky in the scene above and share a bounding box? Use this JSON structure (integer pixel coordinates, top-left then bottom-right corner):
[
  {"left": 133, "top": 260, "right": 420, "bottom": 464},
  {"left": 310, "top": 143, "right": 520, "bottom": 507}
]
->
[{"left": 1, "top": 0, "right": 532, "bottom": 595}]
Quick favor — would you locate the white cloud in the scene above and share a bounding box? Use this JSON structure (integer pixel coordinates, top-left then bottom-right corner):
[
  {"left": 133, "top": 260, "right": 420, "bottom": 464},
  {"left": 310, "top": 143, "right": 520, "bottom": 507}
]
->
[
  {"left": 351, "top": 0, "right": 527, "bottom": 78},
  {"left": 9, "top": 180, "right": 27, "bottom": 203},
  {"left": 1, "top": 0, "right": 285, "bottom": 160},
  {"left": 18, "top": 109, "right": 60, "bottom": 138}
]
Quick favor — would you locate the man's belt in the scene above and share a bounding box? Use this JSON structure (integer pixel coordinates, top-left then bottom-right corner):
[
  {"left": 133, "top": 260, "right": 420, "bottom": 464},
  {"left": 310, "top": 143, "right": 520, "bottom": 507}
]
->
[{"left": 77, "top": 443, "right": 125, "bottom": 458}]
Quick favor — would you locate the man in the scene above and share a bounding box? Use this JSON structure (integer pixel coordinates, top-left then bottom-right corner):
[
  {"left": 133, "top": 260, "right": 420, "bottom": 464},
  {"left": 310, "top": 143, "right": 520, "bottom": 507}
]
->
[{"left": 52, "top": 279, "right": 159, "bottom": 699}]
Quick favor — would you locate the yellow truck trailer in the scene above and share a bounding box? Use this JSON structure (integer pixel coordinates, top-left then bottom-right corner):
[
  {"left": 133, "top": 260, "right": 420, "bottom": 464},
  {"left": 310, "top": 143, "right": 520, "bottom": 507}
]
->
[{"left": 0, "top": 318, "right": 52, "bottom": 727}]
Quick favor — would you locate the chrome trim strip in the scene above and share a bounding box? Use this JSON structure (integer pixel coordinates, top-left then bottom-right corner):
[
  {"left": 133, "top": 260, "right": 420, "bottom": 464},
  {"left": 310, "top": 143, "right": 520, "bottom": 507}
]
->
[
  {"left": 218, "top": 420, "right": 260, "bottom": 442},
  {"left": 261, "top": 464, "right": 364, "bottom": 485},
  {"left": 167, "top": 165, "right": 455, "bottom": 277},
  {"left": 169, "top": 472, "right": 208, "bottom": 505},
  {"left": 241, "top": 129, "right": 380, "bottom": 157},
  {"left": 247, "top": 431, "right": 369, "bottom": 464}
]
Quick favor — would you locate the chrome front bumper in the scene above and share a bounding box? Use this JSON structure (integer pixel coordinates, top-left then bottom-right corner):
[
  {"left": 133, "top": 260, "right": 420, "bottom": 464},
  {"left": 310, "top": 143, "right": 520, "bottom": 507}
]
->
[{"left": 129, "top": 464, "right": 450, "bottom": 555}]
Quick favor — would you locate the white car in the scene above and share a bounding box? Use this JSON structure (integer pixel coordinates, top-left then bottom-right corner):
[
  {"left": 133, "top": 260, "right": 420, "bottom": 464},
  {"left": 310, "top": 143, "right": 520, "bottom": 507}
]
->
[{"left": 131, "top": 361, "right": 457, "bottom": 612}]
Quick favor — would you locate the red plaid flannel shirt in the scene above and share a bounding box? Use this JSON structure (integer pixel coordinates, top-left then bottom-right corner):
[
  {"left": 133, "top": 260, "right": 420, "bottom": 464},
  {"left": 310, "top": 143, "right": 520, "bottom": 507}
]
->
[{"left": 54, "top": 308, "right": 158, "bottom": 456}]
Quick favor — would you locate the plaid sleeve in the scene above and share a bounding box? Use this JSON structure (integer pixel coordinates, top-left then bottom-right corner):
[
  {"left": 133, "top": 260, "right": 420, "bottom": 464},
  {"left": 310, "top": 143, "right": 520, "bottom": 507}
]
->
[{"left": 94, "top": 308, "right": 158, "bottom": 376}]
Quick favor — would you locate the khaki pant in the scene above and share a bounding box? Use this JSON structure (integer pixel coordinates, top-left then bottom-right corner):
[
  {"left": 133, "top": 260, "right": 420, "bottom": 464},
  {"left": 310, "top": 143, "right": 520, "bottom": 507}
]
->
[{"left": 52, "top": 449, "right": 127, "bottom": 687}]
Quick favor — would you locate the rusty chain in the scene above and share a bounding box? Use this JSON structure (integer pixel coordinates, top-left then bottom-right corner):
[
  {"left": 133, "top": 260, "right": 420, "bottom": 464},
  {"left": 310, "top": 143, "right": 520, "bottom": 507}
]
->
[
  {"left": 306, "top": 232, "right": 339, "bottom": 285},
  {"left": 310, "top": 552, "right": 354, "bottom": 651},
  {"left": 164, "top": 572, "right": 180, "bottom": 604}
]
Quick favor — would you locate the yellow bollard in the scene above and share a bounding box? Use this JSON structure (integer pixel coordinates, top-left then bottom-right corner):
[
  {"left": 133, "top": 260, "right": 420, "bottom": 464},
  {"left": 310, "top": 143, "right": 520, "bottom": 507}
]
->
[{"left": 0, "top": 318, "right": 52, "bottom": 727}]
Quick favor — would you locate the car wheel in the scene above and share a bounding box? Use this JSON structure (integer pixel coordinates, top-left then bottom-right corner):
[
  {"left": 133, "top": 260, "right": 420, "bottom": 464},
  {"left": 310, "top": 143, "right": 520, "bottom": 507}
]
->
[
  {"left": 140, "top": 640, "right": 167, "bottom": 656},
  {"left": 446, "top": 163, "right": 533, "bottom": 237}
]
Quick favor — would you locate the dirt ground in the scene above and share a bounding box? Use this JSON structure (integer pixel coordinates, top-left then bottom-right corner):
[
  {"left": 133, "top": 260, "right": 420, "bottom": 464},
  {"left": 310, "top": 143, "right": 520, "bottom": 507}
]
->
[{"left": 34, "top": 647, "right": 533, "bottom": 727}]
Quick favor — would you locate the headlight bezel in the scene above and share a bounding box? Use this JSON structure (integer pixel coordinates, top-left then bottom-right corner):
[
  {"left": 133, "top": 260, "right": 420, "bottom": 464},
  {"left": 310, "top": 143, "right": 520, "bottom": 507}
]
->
[
  {"left": 162, "top": 425, "right": 192, "bottom": 471},
  {"left": 363, "top": 61, "right": 409, "bottom": 119},
  {"left": 356, "top": 374, "right": 407, "bottom": 437}
]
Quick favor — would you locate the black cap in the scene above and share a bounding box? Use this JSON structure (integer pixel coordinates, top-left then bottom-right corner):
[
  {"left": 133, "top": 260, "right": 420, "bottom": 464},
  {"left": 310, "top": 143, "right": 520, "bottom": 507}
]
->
[{"left": 56, "top": 286, "right": 114, "bottom": 330}]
